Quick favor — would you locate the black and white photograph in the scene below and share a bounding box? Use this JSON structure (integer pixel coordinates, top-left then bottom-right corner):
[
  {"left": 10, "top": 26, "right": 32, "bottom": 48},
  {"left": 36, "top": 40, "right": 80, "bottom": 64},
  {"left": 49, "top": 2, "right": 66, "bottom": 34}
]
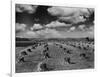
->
[{"left": 15, "top": 3, "right": 94, "bottom": 73}]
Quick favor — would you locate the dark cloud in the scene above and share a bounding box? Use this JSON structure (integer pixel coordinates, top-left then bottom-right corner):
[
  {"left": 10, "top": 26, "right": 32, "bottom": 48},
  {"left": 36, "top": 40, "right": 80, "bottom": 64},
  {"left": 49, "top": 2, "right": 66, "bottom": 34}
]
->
[{"left": 16, "top": 4, "right": 94, "bottom": 38}]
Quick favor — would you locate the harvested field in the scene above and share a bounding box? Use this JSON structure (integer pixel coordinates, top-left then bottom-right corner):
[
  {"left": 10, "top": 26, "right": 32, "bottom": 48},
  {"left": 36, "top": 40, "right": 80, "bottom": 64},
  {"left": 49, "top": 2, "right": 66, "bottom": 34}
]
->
[{"left": 16, "top": 39, "right": 94, "bottom": 73}]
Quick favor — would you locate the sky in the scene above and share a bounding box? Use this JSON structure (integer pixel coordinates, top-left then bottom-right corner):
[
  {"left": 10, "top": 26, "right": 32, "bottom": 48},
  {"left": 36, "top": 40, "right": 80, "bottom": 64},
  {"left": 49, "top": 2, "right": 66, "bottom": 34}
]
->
[{"left": 15, "top": 4, "right": 94, "bottom": 38}]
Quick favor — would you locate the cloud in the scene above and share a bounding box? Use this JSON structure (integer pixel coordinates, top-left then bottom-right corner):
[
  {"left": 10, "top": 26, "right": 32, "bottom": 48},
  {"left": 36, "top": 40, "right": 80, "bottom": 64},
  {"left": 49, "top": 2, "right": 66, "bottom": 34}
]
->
[
  {"left": 78, "top": 25, "right": 85, "bottom": 29},
  {"left": 48, "top": 7, "right": 79, "bottom": 17},
  {"left": 68, "top": 26, "right": 76, "bottom": 32},
  {"left": 45, "top": 20, "right": 70, "bottom": 28},
  {"left": 16, "top": 23, "right": 27, "bottom": 32},
  {"left": 48, "top": 6, "right": 93, "bottom": 17},
  {"left": 89, "top": 26, "right": 94, "bottom": 31},
  {"left": 16, "top": 30, "right": 38, "bottom": 38},
  {"left": 16, "top": 23, "right": 94, "bottom": 38},
  {"left": 16, "top": 27, "right": 94, "bottom": 38},
  {"left": 87, "top": 26, "right": 94, "bottom": 37},
  {"left": 36, "top": 28, "right": 64, "bottom": 38},
  {"left": 16, "top": 28, "right": 65, "bottom": 38},
  {"left": 16, "top": 4, "right": 38, "bottom": 13},
  {"left": 58, "top": 16, "right": 86, "bottom": 24},
  {"left": 88, "top": 31, "right": 94, "bottom": 36},
  {"left": 78, "top": 25, "right": 85, "bottom": 31},
  {"left": 15, "top": 23, "right": 64, "bottom": 38},
  {"left": 30, "top": 24, "right": 43, "bottom": 30},
  {"left": 47, "top": 7, "right": 94, "bottom": 24}
]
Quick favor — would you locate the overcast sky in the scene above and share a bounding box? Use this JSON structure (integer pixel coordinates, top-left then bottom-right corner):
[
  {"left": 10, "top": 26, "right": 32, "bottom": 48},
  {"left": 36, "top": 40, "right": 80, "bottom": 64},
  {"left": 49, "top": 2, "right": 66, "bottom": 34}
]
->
[{"left": 16, "top": 4, "right": 94, "bottom": 38}]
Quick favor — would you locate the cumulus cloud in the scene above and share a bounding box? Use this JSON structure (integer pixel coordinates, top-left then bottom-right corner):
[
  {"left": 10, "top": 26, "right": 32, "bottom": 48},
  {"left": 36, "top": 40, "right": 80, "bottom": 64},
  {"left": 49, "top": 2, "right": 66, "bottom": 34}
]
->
[
  {"left": 87, "top": 30, "right": 94, "bottom": 38},
  {"left": 78, "top": 25, "right": 85, "bottom": 29},
  {"left": 30, "top": 24, "right": 43, "bottom": 30},
  {"left": 47, "top": 6, "right": 94, "bottom": 24},
  {"left": 88, "top": 31, "right": 94, "bottom": 35},
  {"left": 68, "top": 26, "right": 76, "bottom": 32},
  {"left": 45, "top": 20, "right": 70, "bottom": 28},
  {"left": 58, "top": 16, "right": 86, "bottom": 24},
  {"left": 78, "top": 25, "right": 85, "bottom": 31},
  {"left": 87, "top": 26, "right": 94, "bottom": 37},
  {"left": 89, "top": 26, "right": 94, "bottom": 31},
  {"left": 16, "top": 27, "right": 94, "bottom": 38},
  {"left": 48, "top": 7, "right": 79, "bottom": 17},
  {"left": 36, "top": 28, "right": 64, "bottom": 38},
  {"left": 16, "top": 30, "right": 38, "bottom": 38},
  {"left": 16, "top": 4, "right": 38, "bottom": 13},
  {"left": 15, "top": 23, "right": 64, "bottom": 38},
  {"left": 16, "top": 23, "right": 94, "bottom": 38},
  {"left": 16, "top": 23, "right": 27, "bottom": 32},
  {"left": 17, "top": 28, "right": 65, "bottom": 38}
]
